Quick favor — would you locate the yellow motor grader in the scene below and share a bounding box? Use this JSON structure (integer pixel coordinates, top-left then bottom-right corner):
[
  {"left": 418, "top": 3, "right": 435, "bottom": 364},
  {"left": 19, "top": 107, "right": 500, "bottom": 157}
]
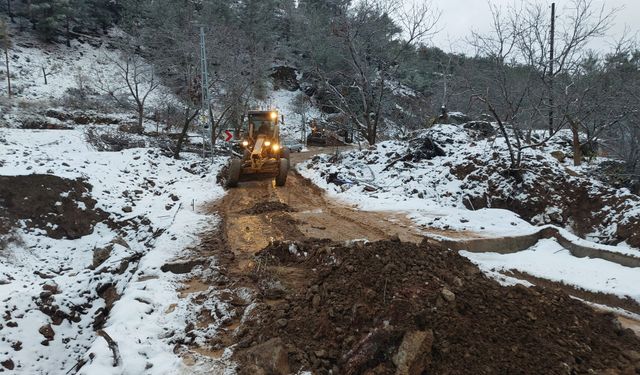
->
[{"left": 226, "top": 110, "right": 290, "bottom": 187}]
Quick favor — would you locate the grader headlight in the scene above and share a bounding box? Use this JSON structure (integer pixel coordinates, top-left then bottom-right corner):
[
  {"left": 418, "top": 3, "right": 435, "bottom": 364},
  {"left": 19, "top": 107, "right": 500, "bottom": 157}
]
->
[
  {"left": 242, "top": 140, "right": 249, "bottom": 147},
  {"left": 272, "top": 144, "right": 280, "bottom": 152},
  {"left": 270, "top": 111, "right": 278, "bottom": 120},
  {"left": 265, "top": 141, "right": 271, "bottom": 147}
]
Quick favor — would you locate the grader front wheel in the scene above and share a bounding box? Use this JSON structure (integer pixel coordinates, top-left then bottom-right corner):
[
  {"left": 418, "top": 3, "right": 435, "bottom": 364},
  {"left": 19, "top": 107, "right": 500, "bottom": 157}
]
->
[
  {"left": 227, "top": 158, "right": 242, "bottom": 188},
  {"left": 275, "top": 158, "right": 289, "bottom": 186}
]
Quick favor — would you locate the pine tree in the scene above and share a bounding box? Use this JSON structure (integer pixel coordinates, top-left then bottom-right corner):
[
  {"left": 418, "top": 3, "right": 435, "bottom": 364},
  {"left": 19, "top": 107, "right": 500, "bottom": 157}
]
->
[{"left": 31, "top": 0, "right": 64, "bottom": 41}]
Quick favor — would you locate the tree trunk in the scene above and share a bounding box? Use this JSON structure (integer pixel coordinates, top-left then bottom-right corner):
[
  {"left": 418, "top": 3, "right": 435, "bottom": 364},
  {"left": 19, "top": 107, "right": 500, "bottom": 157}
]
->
[
  {"left": 301, "top": 113, "right": 306, "bottom": 144},
  {"left": 42, "top": 67, "right": 47, "bottom": 84},
  {"left": 4, "top": 47, "right": 10, "bottom": 97},
  {"left": 65, "top": 16, "right": 70, "bottom": 47},
  {"left": 174, "top": 108, "right": 199, "bottom": 159},
  {"left": 566, "top": 115, "right": 582, "bottom": 166},
  {"left": 484, "top": 97, "right": 517, "bottom": 168},
  {"left": 137, "top": 106, "right": 144, "bottom": 135},
  {"left": 7, "top": 0, "right": 14, "bottom": 23}
]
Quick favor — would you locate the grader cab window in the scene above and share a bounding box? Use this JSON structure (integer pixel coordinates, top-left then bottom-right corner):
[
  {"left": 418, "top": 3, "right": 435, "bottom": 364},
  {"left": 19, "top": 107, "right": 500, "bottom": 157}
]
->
[
  {"left": 255, "top": 120, "right": 274, "bottom": 136},
  {"left": 248, "top": 112, "right": 278, "bottom": 138}
]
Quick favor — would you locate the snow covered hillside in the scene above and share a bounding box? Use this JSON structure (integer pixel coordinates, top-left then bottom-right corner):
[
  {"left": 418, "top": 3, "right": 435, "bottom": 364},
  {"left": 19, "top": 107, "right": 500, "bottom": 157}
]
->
[
  {"left": 298, "top": 122, "right": 640, "bottom": 306},
  {"left": 0, "top": 125, "right": 226, "bottom": 374},
  {"left": 0, "top": 26, "right": 232, "bottom": 373}
]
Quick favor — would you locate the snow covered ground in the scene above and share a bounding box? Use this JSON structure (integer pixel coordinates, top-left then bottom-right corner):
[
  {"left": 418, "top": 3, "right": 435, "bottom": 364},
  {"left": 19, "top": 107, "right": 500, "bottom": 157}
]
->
[
  {"left": 461, "top": 239, "right": 640, "bottom": 303},
  {"left": 0, "top": 27, "right": 173, "bottom": 105},
  {"left": 0, "top": 126, "right": 226, "bottom": 374}
]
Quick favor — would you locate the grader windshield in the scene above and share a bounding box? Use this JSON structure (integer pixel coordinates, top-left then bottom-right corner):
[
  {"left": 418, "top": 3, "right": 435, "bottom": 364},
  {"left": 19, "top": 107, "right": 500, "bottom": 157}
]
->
[{"left": 248, "top": 111, "right": 278, "bottom": 138}]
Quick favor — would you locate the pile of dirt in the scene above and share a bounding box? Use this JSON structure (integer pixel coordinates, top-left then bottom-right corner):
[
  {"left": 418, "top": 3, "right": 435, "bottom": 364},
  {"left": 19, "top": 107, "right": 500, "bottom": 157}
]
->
[
  {"left": 0, "top": 174, "right": 108, "bottom": 239},
  {"left": 233, "top": 239, "right": 640, "bottom": 374},
  {"left": 241, "top": 201, "right": 296, "bottom": 215}
]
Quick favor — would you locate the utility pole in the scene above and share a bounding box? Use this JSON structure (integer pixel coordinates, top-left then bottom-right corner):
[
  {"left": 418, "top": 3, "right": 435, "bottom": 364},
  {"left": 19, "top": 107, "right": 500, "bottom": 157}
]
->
[
  {"left": 4, "top": 46, "right": 9, "bottom": 98},
  {"left": 199, "top": 26, "right": 213, "bottom": 157},
  {"left": 548, "top": 2, "right": 556, "bottom": 135}
]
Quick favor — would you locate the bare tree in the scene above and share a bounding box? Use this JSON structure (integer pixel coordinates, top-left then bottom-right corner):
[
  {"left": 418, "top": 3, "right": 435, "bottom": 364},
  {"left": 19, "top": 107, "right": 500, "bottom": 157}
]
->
[
  {"left": 469, "top": 0, "right": 616, "bottom": 169},
  {"left": 317, "top": 0, "right": 440, "bottom": 144},
  {"left": 94, "top": 51, "right": 160, "bottom": 134},
  {"left": 292, "top": 92, "right": 311, "bottom": 143}
]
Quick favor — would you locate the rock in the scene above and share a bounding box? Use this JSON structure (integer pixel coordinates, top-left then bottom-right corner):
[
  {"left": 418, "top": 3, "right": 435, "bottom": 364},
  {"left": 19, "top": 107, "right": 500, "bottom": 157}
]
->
[
  {"left": 463, "top": 121, "right": 496, "bottom": 139},
  {"left": 39, "top": 324, "right": 55, "bottom": 341},
  {"left": 238, "top": 338, "right": 290, "bottom": 375},
  {"left": 312, "top": 294, "right": 321, "bottom": 309},
  {"left": 270, "top": 66, "right": 300, "bottom": 91},
  {"left": 11, "top": 341, "right": 22, "bottom": 351},
  {"left": 93, "top": 244, "right": 113, "bottom": 268},
  {"left": 42, "top": 283, "right": 60, "bottom": 294},
  {"left": 441, "top": 288, "right": 455, "bottom": 302},
  {"left": 111, "top": 236, "right": 130, "bottom": 249},
  {"left": 276, "top": 318, "right": 288, "bottom": 328},
  {"left": 452, "top": 277, "right": 463, "bottom": 288},
  {"left": 344, "top": 328, "right": 404, "bottom": 374},
  {"left": 622, "top": 350, "right": 640, "bottom": 362},
  {"left": 407, "top": 137, "right": 446, "bottom": 161},
  {"left": 392, "top": 330, "right": 434, "bottom": 375},
  {"left": 550, "top": 151, "right": 566, "bottom": 163},
  {"left": 448, "top": 112, "right": 471, "bottom": 125},
  {"left": 1, "top": 359, "right": 14, "bottom": 370},
  {"left": 122, "top": 206, "right": 133, "bottom": 213}
]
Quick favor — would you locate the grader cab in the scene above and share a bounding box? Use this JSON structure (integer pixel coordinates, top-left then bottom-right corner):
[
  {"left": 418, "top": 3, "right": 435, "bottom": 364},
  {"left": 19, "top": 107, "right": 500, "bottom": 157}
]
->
[{"left": 226, "top": 110, "right": 290, "bottom": 187}]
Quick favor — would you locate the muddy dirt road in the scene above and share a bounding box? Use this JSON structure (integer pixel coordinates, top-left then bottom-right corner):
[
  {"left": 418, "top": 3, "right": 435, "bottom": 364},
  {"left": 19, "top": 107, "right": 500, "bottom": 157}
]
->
[
  {"left": 213, "top": 149, "right": 425, "bottom": 265},
  {"left": 178, "top": 149, "right": 640, "bottom": 373},
  {"left": 206, "top": 149, "right": 640, "bottom": 327}
]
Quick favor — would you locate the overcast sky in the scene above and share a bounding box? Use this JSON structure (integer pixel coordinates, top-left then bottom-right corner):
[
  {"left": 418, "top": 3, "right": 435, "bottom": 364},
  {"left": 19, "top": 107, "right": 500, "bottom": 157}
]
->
[{"left": 422, "top": 0, "right": 639, "bottom": 54}]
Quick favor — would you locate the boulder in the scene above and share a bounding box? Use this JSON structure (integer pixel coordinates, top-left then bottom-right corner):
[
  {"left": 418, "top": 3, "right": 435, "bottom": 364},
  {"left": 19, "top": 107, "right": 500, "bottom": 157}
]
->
[
  {"left": 448, "top": 112, "right": 471, "bottom": 125},
  {"left": 271, "top": 66, "right": 300, "bottom": 91},
  {"left": 238, "top": 338, "right": 290, "bottom": 375},
  {"left": 463, "top": 121, "right": 496, "bottom": 139},
  {"left": 441, "top": 288, "right": 455, "bottom": 302},
  {"left": 392, "top": 330, "right": 434, "bottom": 375},
  {"left": 550, "top": 151, "right": 566, "bottom": 163},
  {"left": 93, "top": 244, "right": 113, "bottom": 268},
  {"left": 39, "top": 324, "right": 55, "bottom": 341},
  {"left": 406, "top": 137, "right": 446, "bottom": 161}
]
